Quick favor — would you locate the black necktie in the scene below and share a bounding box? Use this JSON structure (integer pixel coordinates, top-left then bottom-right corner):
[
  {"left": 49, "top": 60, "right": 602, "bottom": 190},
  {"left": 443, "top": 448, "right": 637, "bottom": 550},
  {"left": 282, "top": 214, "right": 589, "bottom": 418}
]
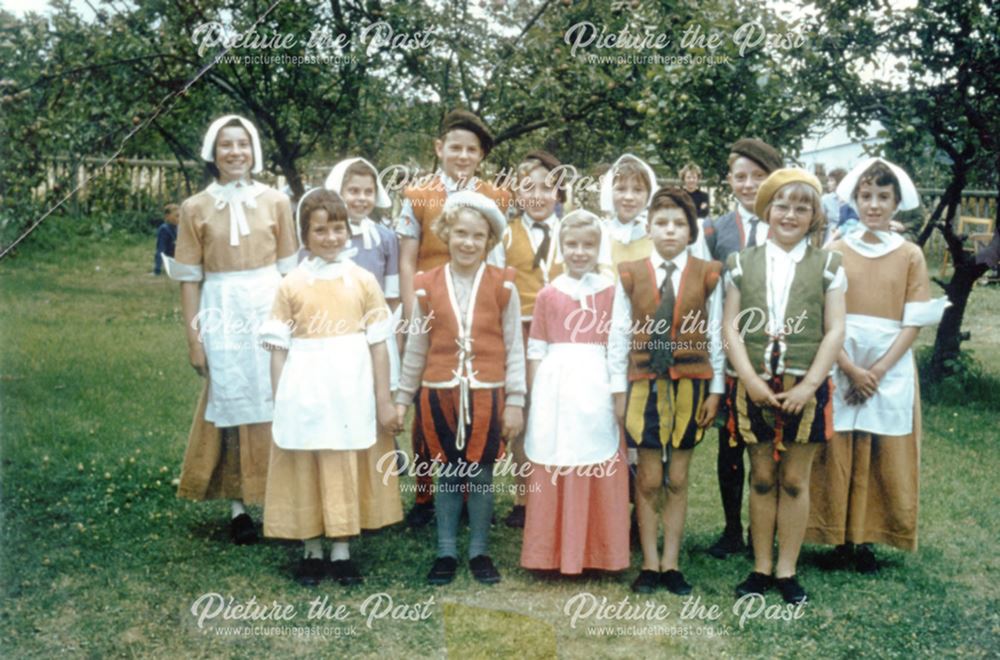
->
[
  {"left": 649, "top": 262, "right": 677, "bottom": 375},
  {"left": 532, "top": 222, "right": 551, "bottom": 270},
  {"left": 746, "top": 216, "right": 759, "bottom": 248}
]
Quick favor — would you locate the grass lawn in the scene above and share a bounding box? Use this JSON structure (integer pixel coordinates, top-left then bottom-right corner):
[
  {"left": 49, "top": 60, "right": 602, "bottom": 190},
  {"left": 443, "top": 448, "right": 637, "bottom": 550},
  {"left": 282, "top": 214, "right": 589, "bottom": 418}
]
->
[{"left": 1, "top": 234, "right": 998, "bottom": 658}]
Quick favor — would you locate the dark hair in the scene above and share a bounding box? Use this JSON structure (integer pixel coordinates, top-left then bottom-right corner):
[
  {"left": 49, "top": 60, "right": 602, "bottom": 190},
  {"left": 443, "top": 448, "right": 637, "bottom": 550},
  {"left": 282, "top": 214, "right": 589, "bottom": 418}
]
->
[
  {"left": 341, "top": 161, "right": 379, "bottom": 189},
  {"left": 299, "top": 189, "right": 348, "bottom": 244},
  {"left": 205, "top": 118, "right": 254, "bottom": 180},
  {"left": 855, "top": 162, "right": 901, "bottom": 204},
  {"left": 827, "top": 168, "right": 847, "bottom": 185},
  {"left": 648, "top": 186, "right": 698, "bottom": 243}
]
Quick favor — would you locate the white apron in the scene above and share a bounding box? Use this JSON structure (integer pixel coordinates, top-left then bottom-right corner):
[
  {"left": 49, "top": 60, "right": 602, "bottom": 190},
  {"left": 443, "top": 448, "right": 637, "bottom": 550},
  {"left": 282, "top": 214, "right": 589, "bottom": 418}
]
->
[
  {"left": 201, "top": 265, "right": 280, "bottom": 427},
  {"left": 524, "top": 343, "right": 619, "bottom": 466},
  {"left": 833, "top": 314, "right": 914, "bottom": 435},
  {"left": 271, "top": 333, "right": 376, "bottom": 451}
]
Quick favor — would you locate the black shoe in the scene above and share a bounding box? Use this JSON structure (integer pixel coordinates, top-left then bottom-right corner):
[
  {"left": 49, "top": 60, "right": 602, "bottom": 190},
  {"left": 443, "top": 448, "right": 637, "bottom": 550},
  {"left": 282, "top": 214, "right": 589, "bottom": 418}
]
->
[
  {"left": 854, "top": 544, "right": 878, "bottom": 574},
  {"left": 775, "top": 576, "right": 808, "bottom": 604},
  {"left": 504, "top": 505, "right": 526, "bottom": 528},
  {"left": 406, "top": 502, "right": 435, "bottom": 528},
  {"left": 329, "top": 559, "right": 363, "bottom": 586},
  {"left": 708, "top": 532, "right": 746, "bottom": 559},
  {"left": 631, "top": 569, "right": 660, "bottom": 594},
  {"left": 230, "top": 513, "right": 259, "bottom": 545},
  {"left": 735, "top": 571, "right": 773, "bottom": 597},
  {"left": 427, "top": 556, "right": 458, "bottom": 585},
  {"left": 294, "top": 558, "right": 325, "bottom": 587},
  {"left": 816, "top": 543, "right": 854, "bottom": 570},
  {"left": 469, "top": 555, "right": 502, "bottom": 584},
  {"left": 660, "top": 570, "right": 693, "bottom": 595}
]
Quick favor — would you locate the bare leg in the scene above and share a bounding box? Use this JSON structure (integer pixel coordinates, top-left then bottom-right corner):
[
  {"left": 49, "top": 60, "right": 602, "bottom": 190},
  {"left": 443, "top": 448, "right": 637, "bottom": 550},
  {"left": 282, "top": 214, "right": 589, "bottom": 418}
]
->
[
  {"left": 660, "top": 449, "right": 693, "bottom": 571},
  {"left": 635, "top": 449, "right": 664, "bottom": 571},
  {"left": 775, "top": 443, "right": 819, "bottom": 578},
  {"left": 747, "top": 443, "right": 778, "bottom": 575}
]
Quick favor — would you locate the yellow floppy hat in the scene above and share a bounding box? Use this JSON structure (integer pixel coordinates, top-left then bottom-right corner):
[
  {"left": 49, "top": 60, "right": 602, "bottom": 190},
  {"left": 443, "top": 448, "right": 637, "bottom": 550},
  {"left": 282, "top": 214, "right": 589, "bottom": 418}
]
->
[{"left": 754, "top": 168, "right": 822, "bottom": 220}]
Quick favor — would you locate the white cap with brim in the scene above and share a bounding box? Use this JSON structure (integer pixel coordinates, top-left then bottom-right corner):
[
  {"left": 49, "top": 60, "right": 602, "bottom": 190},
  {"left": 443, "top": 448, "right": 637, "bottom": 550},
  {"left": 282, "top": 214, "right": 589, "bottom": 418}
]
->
[
  {"left": 442, "top": 190, "right": 507, "bottom": 240},
  {"left": 200, "top": 114, "right": 264, "bottom": 175},
  {"left": 837, "top": 156, "right": 920, "bottom": 213}
]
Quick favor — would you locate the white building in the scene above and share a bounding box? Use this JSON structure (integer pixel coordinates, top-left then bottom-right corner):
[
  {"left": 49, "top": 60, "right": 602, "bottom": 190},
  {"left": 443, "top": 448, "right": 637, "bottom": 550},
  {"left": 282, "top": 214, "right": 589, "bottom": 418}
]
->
[{"left": 797, "top": 117, "right": 886, "bottom": 175}]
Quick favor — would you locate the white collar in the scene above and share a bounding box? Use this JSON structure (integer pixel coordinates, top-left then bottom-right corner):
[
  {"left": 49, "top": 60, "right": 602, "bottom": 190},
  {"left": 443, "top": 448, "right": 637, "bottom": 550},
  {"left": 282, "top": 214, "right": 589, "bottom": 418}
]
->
[
  {"left": 738, "top": 204, "right": 758, "bottom": 221},
  {"left": 604, "top": 214, "right": 647, "bottom": 243},
  {"left": 205, "top": 180, "right": 268, "bottom": 246},
  {"left": 439, "top": 170, "right": 478, "bottom": 194},
  {"left": 348, "top": 216, "right": 382, "bottom": 249},
  {"left": 649, "top": 246, "right": 688, "bottom": 273},
  {"left": 843, "top": 227, "right": 905, "bottom": 258},
  {"left": 521, "top": 213, "right": 558, "bottom": 230},
  {"left": 299, "top": 249, "right": 358, "bottom": 281},
  {"left": 551, "top": 272, "right": 614, "bottom": 311},
  {"left": 765, "top": 238, "right": 808, "bottom": 263}
]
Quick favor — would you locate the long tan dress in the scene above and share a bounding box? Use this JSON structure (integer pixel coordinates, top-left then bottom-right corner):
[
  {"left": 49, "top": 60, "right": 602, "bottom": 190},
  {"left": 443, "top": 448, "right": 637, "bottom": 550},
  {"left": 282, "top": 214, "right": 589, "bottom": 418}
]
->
[
  {"left": 806, "top": 236, "right": 938, "bottom": 551},
  {"left": 171, "top": 185, "right": 298, "bottom": 504}
]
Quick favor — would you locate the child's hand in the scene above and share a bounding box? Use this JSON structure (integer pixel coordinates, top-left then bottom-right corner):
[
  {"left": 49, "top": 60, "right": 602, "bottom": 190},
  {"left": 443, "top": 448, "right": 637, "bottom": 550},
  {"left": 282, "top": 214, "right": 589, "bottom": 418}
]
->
[
  {"left": 848, "top": 366, "right": 880, "bottom": 400},
  {"left": 889, "top": 220, "right": 906, "bottom": 233},
  {"left": 614, "top": 393, "right": 626, "bottom": 428},
  {"left": 746, "top": 376, "right": 780, "bottom": 408},
  {"left": 775, "top": 381, "right": 817, "bottom": 415},
  {"left": 377, "top": 399, "right": 398, "bottom": 434},
  {"left": 188, "top": 343, "right": 208, "bottom": 377},
  {"left": 395, "top": 404, "right": 408, "bottom": 433},
  {"left": 501, "top": 406, "right": 524, "bottom": 442},
  {"left": 696, "top": 393, "right": 721, "bottom": 428}
]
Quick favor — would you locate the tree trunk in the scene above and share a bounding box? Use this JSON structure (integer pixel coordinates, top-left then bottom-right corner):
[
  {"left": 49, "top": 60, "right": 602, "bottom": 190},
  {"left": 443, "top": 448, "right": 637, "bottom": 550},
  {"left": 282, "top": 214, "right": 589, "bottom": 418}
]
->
[{"left": 930, "top": 255, "right": 989, "bottom": 379}]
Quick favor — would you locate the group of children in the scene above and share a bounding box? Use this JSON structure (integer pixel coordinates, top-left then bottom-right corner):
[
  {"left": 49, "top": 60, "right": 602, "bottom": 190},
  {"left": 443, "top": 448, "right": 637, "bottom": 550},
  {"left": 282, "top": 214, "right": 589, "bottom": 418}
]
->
[{"left": 164, "top": 109, "right": 948, "bottom": 603}]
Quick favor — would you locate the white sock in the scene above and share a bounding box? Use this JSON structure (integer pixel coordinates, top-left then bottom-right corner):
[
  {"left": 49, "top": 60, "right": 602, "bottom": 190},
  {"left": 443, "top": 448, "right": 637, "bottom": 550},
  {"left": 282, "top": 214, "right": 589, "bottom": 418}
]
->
[
  {"left": 230, "top": 500, "right": 246, "bottom": 519},
  {"left": 303, "top": 538, "right": 324, "bottom": 559},
  {"left": 330, "top": 541, "right": 350, "bottom": 561}
]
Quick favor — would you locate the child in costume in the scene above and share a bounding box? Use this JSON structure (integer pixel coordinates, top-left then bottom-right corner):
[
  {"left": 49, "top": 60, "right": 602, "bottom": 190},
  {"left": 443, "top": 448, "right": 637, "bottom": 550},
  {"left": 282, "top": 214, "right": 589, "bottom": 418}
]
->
[
  {"left": 520, "top": 210, "right": 630, "bottom": 575},
  {"left": 702, "top": 138, "right": 784, "bottom": 559},
  {"left": 395, "top": 109, "right": 513, "bottom": 527},
  {"left": 609, "top": 187, "right": 724, "bottom": 595},
  {"left": 164, "top": 115, "right": 298, "bottom": 544},
  {"left": 807, "top": 158, "right": 948, "bottom": 572},
  {"left": 598, "top": 153, "right": 657, "bottom": 270},
  {"left": 259, "top": 189, "right": 396, "bottom": 586},
  {"left": 395, "top": 191, "right": 526, "bottom": 585},
  {"left": 501, "top": 149, "right": 565, "bottom": 528},
  {"left": 722, "top": 168, "right": 846, "bottom": 604},
  {"left": 325, "top": 157, "right": 404, "bottom": 532}
]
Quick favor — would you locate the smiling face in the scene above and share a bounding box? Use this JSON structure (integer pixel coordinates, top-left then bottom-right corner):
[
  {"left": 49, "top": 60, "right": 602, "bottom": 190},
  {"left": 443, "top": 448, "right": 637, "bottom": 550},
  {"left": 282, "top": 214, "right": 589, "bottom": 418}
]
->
[
  {"left": 447, "top": 208, "right": 491, "bottom": 272},
  {"left": 766, "top": 186, "right": 815, "bottom": 250},
  {"left": 435, "top": 128, "right": 484, "bottom": 182},
  {"left": 214, "top": 125, "right": 253, "bottom": 183},
  {"left": 683, "top": 170, "right": 700, "bottom": 192},
  {"left": 561, "top": 226, "right": 601, "bottom": 278},
  {"left": 727, "top": 156, "right": 769, "bottom": 211},
  {"left": 855, "top": 180, "right": 899, "bottom": 232},
  {"left": 341, "top": 173, "right": 377, "bottom": 222},
  {"left": 306, "top": 210, "right": 349, "bottom": 262},
  {"left": 517, "top": 165, "right": 559, "bottom": 222},
  {"left": 612, "top": 174, "right": 649, "bottom": 224},
  {"left": 648, "top": 207, "right": 690, "bottom": 260}
]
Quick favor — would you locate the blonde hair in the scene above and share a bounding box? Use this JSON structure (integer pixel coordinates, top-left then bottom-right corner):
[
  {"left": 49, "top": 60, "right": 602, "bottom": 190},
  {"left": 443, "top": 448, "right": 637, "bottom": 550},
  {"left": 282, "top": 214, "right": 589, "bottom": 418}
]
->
[
  {"left": 762, "top": 182, "right": 826, "bottom": 235},
  {"left": 558, "top": 210, "right": 602, "bottom": 245},
  {"left": 679, "top": 162, "right": 702, "bottom": 180},
  {"left": 431, "top": 205, "right": 501, "bottom": 253}
]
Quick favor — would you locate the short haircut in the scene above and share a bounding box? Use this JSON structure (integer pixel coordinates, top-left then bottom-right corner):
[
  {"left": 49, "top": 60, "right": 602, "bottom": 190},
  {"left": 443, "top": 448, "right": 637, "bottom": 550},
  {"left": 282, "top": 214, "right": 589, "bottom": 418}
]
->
[
  {"left": 763, "top": 182, "right": 825, "bottom": 235},
  {"left": 855, "top": 162, "right": 901, "bottom": 204},
  {"left": 612, "top": 157, "right": 651, "bottom": 192},
  {"left": 558, "top": 210, "right": 603, "bottom": 246},
  {"left": 206, "top": 118, "right": 253, "bottom": 180},
  {"left": 679, "top": 162, "right": 702, "bottom": 180},
  {"left": 517, "top": 156, "right": 566, "bottom": 203},
  {"left": 163, "top": 203, "right": 180, "bottom": 214},
  {"left": 299, "top": 189, "right": 348, "bottom": 244},
  {"left": 827, "top": 168, "right": 847, "bottom": 185},
  {"left": 431, "top": 205, "right": 501, "bottom": 254},
  {"left": 648, "top": 186, "right": 698, "bottom": 243}
]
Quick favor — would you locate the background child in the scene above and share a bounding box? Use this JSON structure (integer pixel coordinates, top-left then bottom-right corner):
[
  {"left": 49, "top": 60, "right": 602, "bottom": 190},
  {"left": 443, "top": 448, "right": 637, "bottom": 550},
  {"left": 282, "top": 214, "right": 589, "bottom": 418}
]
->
[
  {"left": 520, "top": 210, "right": 629, "bottom": 575},
  {"left": 722, "top": 168, "right": 846, "bottom": 604},
  {"left": 501, "top": 149, "right": 565, "bottom": 528},
  {"left": 608, "top": 187, "right": 724, "bottom": 595},
  {"left": 164, "top": 115, "right": 298, "bottom": 544},
  {"left": 807, "top": 158, "right": 949, "bottom": 572},
  {"left": 395, "top": 191, "right": 526, "bottom": 586},
  {"left": 153, "top": 203, "right": 179, "bottom": 275},
  {"left": 324, "top": 157, "right": 404, "bottom": 532},
  {"left": 702, "top": 137, "right": 784, "bottom": 560},
  {"left": 395, "top": 109, "right": 513, "bottom": 528},
  {"left": 680, "top": 162, "right": 710, "bottom": 219},
  {"left": 259, "top": 189, "right": 396, "bottom": 586}
]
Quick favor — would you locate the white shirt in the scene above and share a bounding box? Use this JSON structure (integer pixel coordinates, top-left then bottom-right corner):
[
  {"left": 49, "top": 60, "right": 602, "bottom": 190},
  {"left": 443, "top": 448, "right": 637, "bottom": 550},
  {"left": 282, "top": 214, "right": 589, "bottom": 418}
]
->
[
  {"left": 739, "top": 205, "right": 769, "bottom": 248},
  {"left": 607, "top": 248, "right": 725, "bottom": 395}
]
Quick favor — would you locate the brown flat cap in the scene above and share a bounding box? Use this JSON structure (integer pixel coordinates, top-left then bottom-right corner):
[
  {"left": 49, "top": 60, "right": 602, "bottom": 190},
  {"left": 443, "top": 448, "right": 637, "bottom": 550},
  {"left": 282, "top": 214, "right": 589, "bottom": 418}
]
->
[
  {"left": 730, "top": 138, "right": 783, "bottom": 174},
  {"left": 440, "top": 109, "right": 495, "bottom": 156}
]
